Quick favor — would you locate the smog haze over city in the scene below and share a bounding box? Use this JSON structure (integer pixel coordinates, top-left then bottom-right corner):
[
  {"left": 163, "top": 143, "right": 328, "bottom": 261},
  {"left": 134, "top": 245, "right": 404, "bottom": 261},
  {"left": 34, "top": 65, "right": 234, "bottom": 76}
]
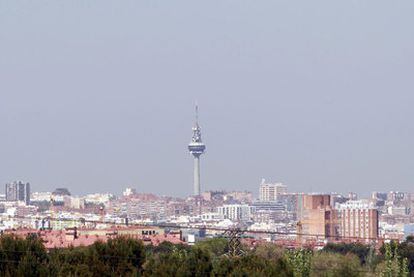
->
[{"left": 1, "top": 0, "right": 414, "bottom": 197}]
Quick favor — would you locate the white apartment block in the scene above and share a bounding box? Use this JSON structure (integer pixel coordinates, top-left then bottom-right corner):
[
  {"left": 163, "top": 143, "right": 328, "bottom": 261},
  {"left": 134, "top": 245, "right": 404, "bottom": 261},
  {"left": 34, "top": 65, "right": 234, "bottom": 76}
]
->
[
  {"left": 335, "top": 200, "right": 378, "bottom": 240},
  {"left": 217, "top": 204, "right": 252, "bottom": 222}
]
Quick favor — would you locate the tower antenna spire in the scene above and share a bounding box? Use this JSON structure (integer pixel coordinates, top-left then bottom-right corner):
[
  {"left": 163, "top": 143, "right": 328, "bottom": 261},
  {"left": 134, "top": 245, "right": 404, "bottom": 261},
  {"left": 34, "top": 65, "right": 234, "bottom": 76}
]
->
[{"left": 195, "top": 102, "right": 199, "bottom": 125}]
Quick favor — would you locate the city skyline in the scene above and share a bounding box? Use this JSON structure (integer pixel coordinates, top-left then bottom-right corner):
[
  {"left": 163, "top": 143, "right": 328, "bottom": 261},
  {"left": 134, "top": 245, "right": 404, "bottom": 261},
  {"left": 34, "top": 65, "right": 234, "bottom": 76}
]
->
[{"left": 1, "top": 1, "right": 414, "bottom": 196}]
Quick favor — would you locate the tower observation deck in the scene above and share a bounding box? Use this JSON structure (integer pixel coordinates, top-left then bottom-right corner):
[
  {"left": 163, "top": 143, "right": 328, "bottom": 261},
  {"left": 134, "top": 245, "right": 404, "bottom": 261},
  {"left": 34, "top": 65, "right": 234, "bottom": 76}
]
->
[{"left": 188, "top": 105, "right": 206, "bottom": 196}]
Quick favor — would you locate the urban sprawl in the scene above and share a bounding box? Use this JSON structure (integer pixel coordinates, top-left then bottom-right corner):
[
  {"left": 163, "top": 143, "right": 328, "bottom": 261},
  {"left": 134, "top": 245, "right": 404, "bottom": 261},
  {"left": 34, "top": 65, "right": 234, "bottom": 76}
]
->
[
  {"left": 0, "top": 109, "right": 410, "bottom": 252},
  {"left": 1, "top": 180, "right": 410, "bottom": 250}
]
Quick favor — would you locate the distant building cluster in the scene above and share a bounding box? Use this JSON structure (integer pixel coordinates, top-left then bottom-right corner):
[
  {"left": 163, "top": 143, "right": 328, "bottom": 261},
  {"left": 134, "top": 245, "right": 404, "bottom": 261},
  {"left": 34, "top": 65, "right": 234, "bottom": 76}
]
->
[
  {"left": 0, "top": 109, "right": 413, "bottom": 248},
  {"left": 1, "top": 178, "right": 414, "bottom": 249}
]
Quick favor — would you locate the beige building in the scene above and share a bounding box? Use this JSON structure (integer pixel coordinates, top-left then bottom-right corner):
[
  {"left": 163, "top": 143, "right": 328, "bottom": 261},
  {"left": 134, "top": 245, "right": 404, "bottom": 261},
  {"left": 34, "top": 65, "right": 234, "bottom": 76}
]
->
[{"left": 259, "top": 179, "right": 287, "bottom": 202}]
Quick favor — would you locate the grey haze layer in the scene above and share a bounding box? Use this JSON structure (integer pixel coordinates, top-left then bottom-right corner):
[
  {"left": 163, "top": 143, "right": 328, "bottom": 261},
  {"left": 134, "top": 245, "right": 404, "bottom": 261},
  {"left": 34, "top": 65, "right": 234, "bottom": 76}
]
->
[{"left": 0, "top": 0, "right": 413, "bottom": 196}]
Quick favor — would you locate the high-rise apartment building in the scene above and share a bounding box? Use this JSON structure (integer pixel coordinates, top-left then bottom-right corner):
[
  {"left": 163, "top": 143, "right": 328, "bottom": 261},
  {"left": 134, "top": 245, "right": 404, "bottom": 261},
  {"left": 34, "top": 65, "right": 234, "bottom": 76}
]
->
[
  {"left": 5, "top": 181, "right": 30, "bottom": 205},
  {"left": 5, "top": 183, "right": 17, "bottom": 201},
  {"left": 335, "top": 200, "right": 378, "bottom": 241},
  {"left": 259, "top": 179, "right": 287, "bottom": 202}
]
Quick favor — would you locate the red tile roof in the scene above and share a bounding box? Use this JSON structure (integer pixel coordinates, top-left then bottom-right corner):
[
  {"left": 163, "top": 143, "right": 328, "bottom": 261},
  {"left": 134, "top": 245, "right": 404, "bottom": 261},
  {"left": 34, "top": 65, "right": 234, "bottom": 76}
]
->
[{"left": 4, "top": 227, "right": 185, "bottom": 249}]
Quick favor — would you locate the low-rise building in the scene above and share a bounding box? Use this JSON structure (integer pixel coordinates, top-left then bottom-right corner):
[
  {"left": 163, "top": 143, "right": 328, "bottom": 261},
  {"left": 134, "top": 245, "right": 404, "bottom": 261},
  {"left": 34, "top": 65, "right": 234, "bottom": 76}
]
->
[{"left": 217, "top": 204, "right": 252, "bottom": 222}]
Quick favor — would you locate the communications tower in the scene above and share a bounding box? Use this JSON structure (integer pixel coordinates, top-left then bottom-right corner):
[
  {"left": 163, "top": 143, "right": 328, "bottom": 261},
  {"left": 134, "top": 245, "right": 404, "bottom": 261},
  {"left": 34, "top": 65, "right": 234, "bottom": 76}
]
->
[{"left": 188, "top": 105, "right": 206, "bottom": 196}]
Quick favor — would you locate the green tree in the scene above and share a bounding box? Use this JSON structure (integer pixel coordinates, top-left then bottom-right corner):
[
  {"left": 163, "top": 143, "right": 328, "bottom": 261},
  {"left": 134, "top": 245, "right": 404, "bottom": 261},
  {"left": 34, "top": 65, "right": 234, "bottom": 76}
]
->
[
  {"left": 88, "top": 236, "right": 145, "bottom": 276},
  {"left": 48, "top": 236, "right": 145, "bottom": 276},
  {"left": 143, "top": 245, "right": 212, "bottom": 277},
  {"left": 311, "top": 252, "right": 364, "bottom": 277},
  {"left": 48, "top": 246, "right": 88, "bottom": 276},
  {"left": 286, "top": 249, "right": 312, "bottom": 277},
  {"left": 396, "top": 236, "right": 414, "bottom": 274},
  {"left": 253, "top": 243, "right": 285, "bottom": 262},
  {"left": 323, "top": 243, "right": 372, "bottom": 265},
  {"left": 195, "top": 238, "right": 228, "bottom": 257},
  {"left": 0, "top": 234, "right": 48, "bottom": 276},
  {"left": 379, "top": 242, "right": 409, "bottom": 277},
  {"left": 211, "top": 254, "right": 292, "bottom": 277}
]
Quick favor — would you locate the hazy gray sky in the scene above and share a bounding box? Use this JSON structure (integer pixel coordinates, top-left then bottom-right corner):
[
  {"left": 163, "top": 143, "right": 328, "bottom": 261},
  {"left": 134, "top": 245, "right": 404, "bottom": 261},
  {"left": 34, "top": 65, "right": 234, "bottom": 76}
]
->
[{"left": 1, "top": 0, "right": 413, "bottom": 196}]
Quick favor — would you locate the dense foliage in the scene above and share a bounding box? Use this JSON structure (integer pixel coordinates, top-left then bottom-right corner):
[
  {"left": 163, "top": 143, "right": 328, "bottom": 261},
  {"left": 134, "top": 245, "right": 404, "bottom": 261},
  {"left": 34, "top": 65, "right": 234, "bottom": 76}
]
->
[{"left": 0, "top": 235, "right": 412, "bottom": 276}]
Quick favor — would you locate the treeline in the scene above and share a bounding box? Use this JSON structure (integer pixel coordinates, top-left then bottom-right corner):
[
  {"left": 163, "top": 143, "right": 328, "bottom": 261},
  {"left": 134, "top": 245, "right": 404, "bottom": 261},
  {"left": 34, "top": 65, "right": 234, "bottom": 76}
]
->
[{"left": 0, "top": 234, "right": 413, "bottom": 276}]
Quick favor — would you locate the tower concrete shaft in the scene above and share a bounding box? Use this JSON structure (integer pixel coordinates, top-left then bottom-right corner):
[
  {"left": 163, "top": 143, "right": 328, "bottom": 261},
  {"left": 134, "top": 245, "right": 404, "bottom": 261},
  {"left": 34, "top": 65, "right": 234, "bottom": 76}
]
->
[{"left": 193, "top": 155, "right": 201, "bottom": 195}]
